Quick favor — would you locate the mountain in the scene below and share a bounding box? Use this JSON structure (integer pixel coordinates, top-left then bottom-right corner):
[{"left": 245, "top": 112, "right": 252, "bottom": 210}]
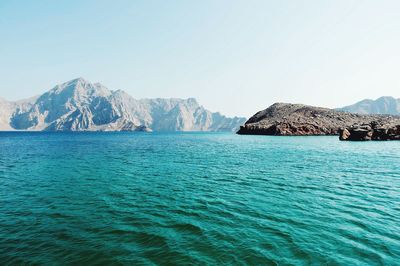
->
[
  {"left": 337, "top": 96, "right": 400, "bottom": 115},
  {"left": 0, "top": 98, "right": 14, "bottom": 130},
  {"left": 0, "top": 78, "right": 246, "bottom": 132},
  {"left": 237, "top": 103, "right": 400, "bottom": 136}
]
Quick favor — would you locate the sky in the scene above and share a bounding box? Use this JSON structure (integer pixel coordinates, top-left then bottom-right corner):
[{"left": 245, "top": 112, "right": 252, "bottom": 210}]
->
[{"left": 0, "top": 0, "right": 400, "bottom": 117}]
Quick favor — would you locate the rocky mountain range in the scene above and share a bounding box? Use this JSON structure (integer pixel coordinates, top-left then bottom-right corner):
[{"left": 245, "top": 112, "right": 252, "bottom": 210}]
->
[
  {"left": 0, "top": 78, "right": 246, "bottom": 132},
  {"left": 337, "top": 96, "right": 400, "bottom": 115},
  {"left": 237, "top": 103, "right": 400, "bottom": 136}
]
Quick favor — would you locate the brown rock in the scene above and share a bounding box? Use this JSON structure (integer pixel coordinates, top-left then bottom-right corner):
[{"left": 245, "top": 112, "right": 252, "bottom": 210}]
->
[
  {"left": 339, "top": 128, "right": 350, "bottom": 140},
  {"left": 340, "top": 123, "right": 400, "bottom": 141},
  {"left": 237, "top": 103, "right": 400, "bottom": 136}
]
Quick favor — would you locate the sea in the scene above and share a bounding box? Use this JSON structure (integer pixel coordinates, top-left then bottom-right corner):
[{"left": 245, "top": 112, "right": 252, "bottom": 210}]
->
[{"left": 0, "top": 132, "right": 399, "bottom": 265}]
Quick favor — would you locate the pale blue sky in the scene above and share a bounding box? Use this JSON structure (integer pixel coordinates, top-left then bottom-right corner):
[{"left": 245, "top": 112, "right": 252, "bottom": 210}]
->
[{"left": 1, "top": 0, "right": 400, "bottom": 117}]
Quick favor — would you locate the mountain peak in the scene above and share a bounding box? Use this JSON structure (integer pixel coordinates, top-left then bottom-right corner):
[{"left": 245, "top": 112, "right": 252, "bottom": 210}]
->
[
  {"left": 47, "top": 77, "right": 112, "bottom": 98},
  {"left": 1, "top": 78, "right": 246, "bottom": 132},
  {"left": 187, "top": 97, "right": 197, "bottom": 102},
  {"left": 376, "top": 96, "right": 397, "bottom": 101},
  {"left": 185, "top": 97, "right": 199, "bottom": 106},
  {"left": 338, "top": 96, "right": 400, "bottom": 115},
  {"left": 69, "top": 77, "right": 87, "bottom": 84},
  {"left": 61, "top": 77, "right": 91, "bottom": 89}
]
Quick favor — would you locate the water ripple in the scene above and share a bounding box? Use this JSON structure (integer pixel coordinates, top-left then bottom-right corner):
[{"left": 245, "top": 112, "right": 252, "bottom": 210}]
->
[{"left": 0, "top": 132, "right": 399, "bottom": 265}]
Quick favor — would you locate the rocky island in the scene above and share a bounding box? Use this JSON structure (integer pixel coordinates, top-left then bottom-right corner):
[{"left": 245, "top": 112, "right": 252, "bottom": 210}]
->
[{"left": 237, "top": 103, "right": 400, "bottom": 140}]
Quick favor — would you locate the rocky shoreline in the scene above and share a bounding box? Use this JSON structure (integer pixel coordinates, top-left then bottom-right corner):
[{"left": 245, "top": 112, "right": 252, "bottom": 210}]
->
[
  {"left": 339, "top": 123, "right": 400, "bottom": 141},
  {"left": 237, "top": 103, "right": 400, "bottom": 141}
]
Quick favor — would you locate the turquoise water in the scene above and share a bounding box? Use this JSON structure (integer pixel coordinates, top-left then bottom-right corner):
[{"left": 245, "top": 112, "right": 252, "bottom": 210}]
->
[{"left": 0, "top": 132, "right": 399, "bottom": 265}]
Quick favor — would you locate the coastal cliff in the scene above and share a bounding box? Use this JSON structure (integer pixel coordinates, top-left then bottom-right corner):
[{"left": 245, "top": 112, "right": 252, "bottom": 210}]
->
[{"left": 237, "top": 103, "right": 400, "bottom": 136}]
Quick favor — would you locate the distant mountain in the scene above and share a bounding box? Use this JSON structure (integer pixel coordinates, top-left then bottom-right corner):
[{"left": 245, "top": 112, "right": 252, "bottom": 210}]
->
[
  {"left": 0, "top": 98, "right": 14, "bottom": 130},
  {"left": 0, "top": 78, "right": 246, "bottom": 132},
  {"left": 337, "top": 96, "right": 400, "bottom": 115},
  {"left": 237, "top": 102, "right": 400, "bottom": 136}
]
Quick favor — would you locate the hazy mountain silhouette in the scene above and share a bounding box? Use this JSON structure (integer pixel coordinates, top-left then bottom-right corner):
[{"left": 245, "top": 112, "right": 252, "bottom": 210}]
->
[{"left": 337, "top": 96, "right": 400, "bottom": 115}]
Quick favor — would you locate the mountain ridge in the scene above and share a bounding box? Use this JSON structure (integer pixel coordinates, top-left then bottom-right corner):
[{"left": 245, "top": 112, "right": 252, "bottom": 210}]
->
[
  {"left": 337, "top": 96, "right": 400, "bottom": 115},
  {"left": 0, "top": 78, "right": 246, "bottom": 132}
]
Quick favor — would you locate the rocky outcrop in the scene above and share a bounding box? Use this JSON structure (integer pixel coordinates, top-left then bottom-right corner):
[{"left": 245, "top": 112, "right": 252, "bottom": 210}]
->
[
  {"left": 237, "top": 103, "right": 400, "bottom": 136},
  {"left": 0, "top": 78, "right": 246, "bottom": 132},
  {"left": 339, "top": 123, "right": 400, "bottom": 141}
]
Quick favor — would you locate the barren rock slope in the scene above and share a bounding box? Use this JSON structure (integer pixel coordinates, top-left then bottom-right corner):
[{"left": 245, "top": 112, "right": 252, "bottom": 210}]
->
[{"left": 237, "top": 103, "right": 400, "bottom": 135}]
